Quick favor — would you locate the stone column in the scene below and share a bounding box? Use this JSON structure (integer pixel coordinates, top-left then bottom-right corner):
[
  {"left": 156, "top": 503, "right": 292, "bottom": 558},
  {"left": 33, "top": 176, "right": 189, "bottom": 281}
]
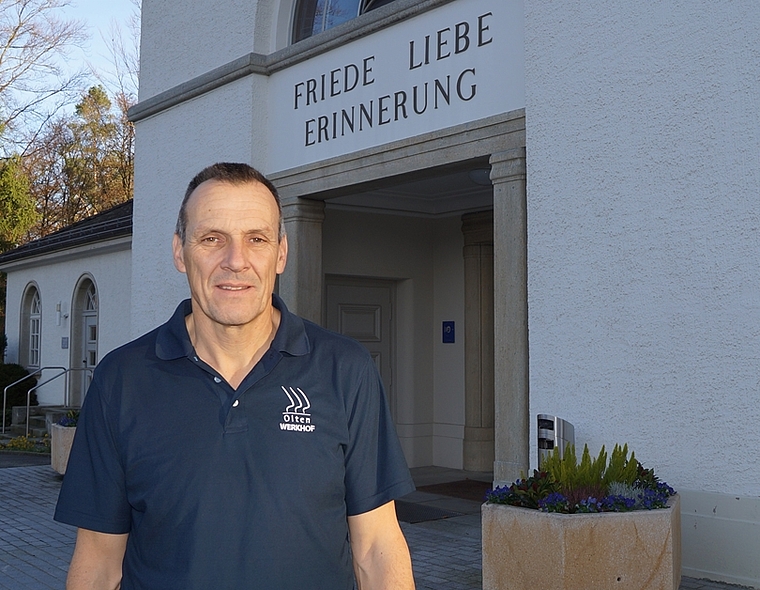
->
[
  {"left": 491, "top": 148, "right": 529, "bottom": 486},
  {"left": 278, "top": 197, "right": 325, "bottom": 324},
  {"left": 462, "top": 211, "right": 495, "bottom": 472}
]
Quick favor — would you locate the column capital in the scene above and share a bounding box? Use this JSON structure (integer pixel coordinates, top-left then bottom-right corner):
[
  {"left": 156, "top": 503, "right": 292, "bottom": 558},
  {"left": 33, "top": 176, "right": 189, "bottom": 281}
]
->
[
  {"left": 461, "top": 211, "right": 493, "bottom": 245},
  {"left": 281, "top": 197, "right": 325, "bottom": 224},
  {"left": 489, "top": 148, "right": 526, "bottom": 184}
]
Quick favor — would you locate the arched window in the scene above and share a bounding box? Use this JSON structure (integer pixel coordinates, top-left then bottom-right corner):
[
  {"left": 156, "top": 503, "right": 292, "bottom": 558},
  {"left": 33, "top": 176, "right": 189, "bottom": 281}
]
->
[
  {"left": 29, "top": 291, "right": 41, "bottom": 367},
  {"left": 292, "top": 0, "right": 397, "bottom": 43},
  {"left": 20, "top": 285, "right": 42, "bottom": 369}
]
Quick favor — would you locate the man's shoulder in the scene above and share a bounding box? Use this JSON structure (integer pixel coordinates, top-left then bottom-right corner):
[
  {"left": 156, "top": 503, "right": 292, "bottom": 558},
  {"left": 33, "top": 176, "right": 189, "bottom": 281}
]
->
[
  {"left": 94, "top": 326, "right": 162, "bottom": 376},
  {"left": 300, "top": 318, "right": 371, "bottom": 362},
  {"left": 95, "top": 301, "right": 189, "bottom": 376},
  {"left": 302, "top": 319, "right": 364, "bottom": 348}
]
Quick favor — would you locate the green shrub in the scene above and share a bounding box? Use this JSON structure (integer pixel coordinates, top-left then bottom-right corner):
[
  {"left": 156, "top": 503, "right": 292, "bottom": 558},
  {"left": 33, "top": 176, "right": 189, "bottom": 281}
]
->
[
  {"left": 487, "top": 443, "right": 674, "bottom": 514},
  {"left": 0, "top": 364, "right": 38, "bottom": 426}
]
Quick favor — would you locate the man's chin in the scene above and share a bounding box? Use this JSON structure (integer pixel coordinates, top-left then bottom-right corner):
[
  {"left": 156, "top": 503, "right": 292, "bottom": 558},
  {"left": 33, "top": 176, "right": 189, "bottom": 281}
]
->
[
  {"left": 210, "top": 313, "right": 258, "bottom": 328},
  {"left": 203, "top": 304, "right": 267, "bottom": 328}
]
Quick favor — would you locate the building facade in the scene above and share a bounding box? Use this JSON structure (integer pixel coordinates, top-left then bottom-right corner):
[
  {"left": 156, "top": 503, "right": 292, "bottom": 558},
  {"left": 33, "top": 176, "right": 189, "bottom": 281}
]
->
[
  {"left": 1, "top": 202, "right": 132, "bottom": 406},
  {"left": 130, "top": 0, "right": 525, "bottom": 475}
]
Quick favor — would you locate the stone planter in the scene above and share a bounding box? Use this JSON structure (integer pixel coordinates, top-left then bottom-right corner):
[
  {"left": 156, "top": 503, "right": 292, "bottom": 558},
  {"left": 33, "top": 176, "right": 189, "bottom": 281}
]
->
[
  {"left": 482, "top": 495, "right": 681, "bottom": 590},
  {"left": 50, "top": 423, "right": 76, "bottom": 475}
]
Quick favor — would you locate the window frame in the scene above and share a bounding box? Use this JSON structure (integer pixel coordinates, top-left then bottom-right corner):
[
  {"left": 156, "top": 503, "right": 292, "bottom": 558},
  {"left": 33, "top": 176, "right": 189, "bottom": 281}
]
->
[
  {"left": 20, "top": 284, "right": 42, "bottom": 370},
  {"left": 28, "top": 290, "right": 41, "bottom": 368},
  {"left": 291, "top": 0, "right": 398, "bottom": 43}
]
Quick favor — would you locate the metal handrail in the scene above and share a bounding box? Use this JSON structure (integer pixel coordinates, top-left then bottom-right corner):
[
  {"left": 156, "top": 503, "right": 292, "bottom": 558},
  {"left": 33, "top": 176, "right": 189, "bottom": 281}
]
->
[
  {"left": 2, "top": 366, "right": 66, "bottom": 435},
  {"left": 24, "top": 368, "right": 93, "bottom": 437}
]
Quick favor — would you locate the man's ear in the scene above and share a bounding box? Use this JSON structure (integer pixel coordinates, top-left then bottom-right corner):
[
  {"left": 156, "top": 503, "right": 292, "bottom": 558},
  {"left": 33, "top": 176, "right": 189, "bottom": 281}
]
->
[
  {"left": 276, "top": 233, "right": 288, "bottom": 275},
  {"left": 172, "top": 234, "right": 187, "bottom": 273}
]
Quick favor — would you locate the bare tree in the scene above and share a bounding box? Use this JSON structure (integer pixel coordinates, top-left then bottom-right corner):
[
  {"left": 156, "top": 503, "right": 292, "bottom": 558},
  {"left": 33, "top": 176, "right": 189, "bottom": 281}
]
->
[
  {"left": 100, "top": 0, "right": 140, "bottom": 102},
  {"left": 0, "top": 0, "right": 86, "bottom": 153}
]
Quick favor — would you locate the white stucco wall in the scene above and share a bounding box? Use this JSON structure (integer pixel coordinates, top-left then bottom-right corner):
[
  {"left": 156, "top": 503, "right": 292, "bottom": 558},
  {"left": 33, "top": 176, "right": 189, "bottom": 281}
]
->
[
  {"left": 3, "top": 245, "right": 132, "bottom": 405},
  {"left": 131, "top": 76, "right": 265, "bottom": 337},
  {"left": 138, "top": 0, "right": 260, "bottom": 99},
  {"left": 525, "top": 2, "right": 760, "bottom": 585},
  {"left": 525, "top": 0, "right": 759, "bottom": 494}
]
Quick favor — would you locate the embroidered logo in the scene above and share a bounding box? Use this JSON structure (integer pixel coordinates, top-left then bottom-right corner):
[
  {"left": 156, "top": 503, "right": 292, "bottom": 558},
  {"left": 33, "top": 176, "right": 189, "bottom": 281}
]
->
[{"left": 280, "top": 386, "right": 315, "bottom": 433}]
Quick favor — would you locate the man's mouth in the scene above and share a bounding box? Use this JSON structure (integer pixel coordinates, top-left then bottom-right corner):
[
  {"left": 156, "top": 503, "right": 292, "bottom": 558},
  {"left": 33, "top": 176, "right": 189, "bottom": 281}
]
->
[{"left": 218, "top": 285, "right": 250, "bottom": 291}]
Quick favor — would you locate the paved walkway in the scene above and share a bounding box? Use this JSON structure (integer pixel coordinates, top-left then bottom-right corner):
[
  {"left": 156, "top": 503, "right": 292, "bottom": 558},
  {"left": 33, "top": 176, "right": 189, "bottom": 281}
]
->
[
  {"left": 0, "top": 465, "right": 75, "bottom": 589},
  {"left": 0, "top": 460, "right": 753, "bottom": 590}
]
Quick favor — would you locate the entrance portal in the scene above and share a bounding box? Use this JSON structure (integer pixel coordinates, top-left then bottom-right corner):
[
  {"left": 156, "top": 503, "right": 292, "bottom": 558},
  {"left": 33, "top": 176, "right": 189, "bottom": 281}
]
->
[{"left": 70, "top": 277, "right": 98, "bottom": 406}]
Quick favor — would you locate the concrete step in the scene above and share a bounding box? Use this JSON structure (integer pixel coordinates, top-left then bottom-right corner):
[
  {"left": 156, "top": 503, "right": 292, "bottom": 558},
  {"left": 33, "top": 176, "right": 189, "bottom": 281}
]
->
[
  {"left": 28, "top": 416, "right": 46, "bottom": 428},
  {"left": 8, "top": 406, "right": 75, "bottom": 434},
  {"left": 8, "top": 424, "right": 48, "bottom": 437},
  {"left": 11, "top": 405, "right": 44, "bottom": 425}
]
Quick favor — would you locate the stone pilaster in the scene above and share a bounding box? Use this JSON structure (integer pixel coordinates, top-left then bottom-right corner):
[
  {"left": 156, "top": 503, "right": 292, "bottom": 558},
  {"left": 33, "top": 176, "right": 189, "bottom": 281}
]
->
[
  {"left": 490, "top": 148, "right": 529, "bottom": 486},
  {"left": 461, "top": 211, "right": 495, "bottom": 472},
  {"left": 279, "top": 198, "right": 325, "bottom": 324}
]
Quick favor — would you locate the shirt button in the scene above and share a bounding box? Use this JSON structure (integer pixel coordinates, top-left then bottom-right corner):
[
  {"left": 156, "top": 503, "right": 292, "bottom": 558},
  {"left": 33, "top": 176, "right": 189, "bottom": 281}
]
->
[
  {"left": 232, "top": 400, "right": 240, "bottom": 407},
  {"left": 213, "top": 376, "right": 221, "bottom": 383},
  {"left": 193, "top": 356, "right": 199, "bottom": 362}
]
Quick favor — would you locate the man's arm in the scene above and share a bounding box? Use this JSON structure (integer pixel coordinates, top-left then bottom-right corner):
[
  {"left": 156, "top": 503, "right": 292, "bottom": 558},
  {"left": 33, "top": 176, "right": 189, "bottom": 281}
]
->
[
  {"left": 348, "top": 500, "right": 415, "bottom": 590},
  {"left": 66, "top": 528, "right": 128, "bottom": 590}
]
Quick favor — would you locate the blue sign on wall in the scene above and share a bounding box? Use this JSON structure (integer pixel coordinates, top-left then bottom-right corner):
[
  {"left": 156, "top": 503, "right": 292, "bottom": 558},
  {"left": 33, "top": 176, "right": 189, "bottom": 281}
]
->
[{"left": 442, "top": 321, "right": 455, "bottom": 343}]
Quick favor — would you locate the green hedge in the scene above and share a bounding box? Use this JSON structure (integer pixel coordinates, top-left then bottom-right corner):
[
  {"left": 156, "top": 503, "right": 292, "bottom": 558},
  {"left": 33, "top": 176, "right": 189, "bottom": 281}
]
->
[{"left": 1, "top": 364, "right": 38, "bottom": 427}]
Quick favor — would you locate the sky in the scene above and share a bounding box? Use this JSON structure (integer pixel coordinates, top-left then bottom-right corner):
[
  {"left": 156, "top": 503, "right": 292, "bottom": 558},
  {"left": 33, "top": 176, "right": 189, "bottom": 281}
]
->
[{"left": 61, "top": 0, "right": 138, "bottom": 84}]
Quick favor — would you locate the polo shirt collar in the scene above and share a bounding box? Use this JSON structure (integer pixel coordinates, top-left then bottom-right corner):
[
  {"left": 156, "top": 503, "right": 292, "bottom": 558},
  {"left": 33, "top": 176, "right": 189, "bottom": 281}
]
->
[{"left": 155, "top": 294, "right": 310, "bottom": 361}]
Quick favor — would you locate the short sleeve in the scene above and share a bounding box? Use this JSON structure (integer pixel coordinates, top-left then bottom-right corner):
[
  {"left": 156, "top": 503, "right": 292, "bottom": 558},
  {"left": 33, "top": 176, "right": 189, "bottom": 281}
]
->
[
  {"left": 343, "top": 359, "right": 415, "bottom": 516},
  {"left": 54, "top": 374, "right": 131, "bottom": 533}
]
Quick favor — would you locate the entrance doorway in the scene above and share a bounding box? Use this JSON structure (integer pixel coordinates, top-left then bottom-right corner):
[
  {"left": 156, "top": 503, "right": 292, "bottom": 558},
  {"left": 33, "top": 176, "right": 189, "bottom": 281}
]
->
[
  {"left": 325, "top": 276, "right": 396, "bottom": 418},
  {"left": 70, "top": 277, "right": 98, "bottom": 406}
]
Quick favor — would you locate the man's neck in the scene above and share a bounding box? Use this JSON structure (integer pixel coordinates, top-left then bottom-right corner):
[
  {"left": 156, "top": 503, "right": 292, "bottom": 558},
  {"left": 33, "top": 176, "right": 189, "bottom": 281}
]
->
[{"left": 185, "top": 307, "right": 281, "bottom": 390}]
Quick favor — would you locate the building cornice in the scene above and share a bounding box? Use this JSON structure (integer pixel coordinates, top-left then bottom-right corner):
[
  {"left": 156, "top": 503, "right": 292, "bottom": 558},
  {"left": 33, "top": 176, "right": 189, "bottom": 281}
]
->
[
  {"left": 128, "top": 0, "right": 457, "bottom": 122},
  {"left": 0, "top": 235, "right": 132, "bottom": 273},
  {"left": 0, "top": 200, "right": 133, "bottom": 268}
]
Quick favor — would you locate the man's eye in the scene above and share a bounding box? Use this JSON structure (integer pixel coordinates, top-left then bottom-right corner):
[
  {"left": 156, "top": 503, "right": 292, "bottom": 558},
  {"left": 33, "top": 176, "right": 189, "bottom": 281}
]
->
[{"left": 202, "top": 236, "right": 220, "bottom": 243}]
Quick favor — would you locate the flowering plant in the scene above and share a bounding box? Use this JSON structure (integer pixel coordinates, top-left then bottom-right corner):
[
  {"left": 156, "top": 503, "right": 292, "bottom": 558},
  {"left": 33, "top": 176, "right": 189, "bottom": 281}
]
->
[
  {"left": 486, "top": 443, "right": 675, "bottom": 514},
  {"left": 56, "top": 410, "right": 79, "bottom": 428}
]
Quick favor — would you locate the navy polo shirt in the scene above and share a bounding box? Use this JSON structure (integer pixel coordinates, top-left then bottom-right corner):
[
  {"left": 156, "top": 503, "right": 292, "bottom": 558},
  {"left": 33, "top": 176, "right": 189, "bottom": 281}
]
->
[{"left": 55, "top": 295, "right": 414, "bottom": 590}]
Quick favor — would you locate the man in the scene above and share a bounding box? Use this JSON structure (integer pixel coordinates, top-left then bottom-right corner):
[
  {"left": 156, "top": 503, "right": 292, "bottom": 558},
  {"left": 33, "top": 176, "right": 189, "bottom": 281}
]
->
[{"left": 55, "top": 163, "right": 416, "bottom": 589}]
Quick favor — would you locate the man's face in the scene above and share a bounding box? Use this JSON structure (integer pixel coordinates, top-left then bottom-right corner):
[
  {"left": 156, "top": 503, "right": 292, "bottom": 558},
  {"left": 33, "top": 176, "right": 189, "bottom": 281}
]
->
[{"left": 172, "top": 180, "right": 287, "bottom": 330}]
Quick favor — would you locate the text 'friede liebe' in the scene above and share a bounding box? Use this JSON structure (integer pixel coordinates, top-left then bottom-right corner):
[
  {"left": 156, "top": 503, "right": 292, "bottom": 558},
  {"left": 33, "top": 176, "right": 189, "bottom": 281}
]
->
[{"left": 292, "top": 12, "right": 494, "bottom": 148}]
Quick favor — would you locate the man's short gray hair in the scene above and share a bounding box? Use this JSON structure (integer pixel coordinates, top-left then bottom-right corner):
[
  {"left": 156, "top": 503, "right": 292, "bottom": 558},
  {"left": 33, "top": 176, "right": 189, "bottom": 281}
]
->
[{"left": 176, "top": 163, "right": 284, "bottom": 244}]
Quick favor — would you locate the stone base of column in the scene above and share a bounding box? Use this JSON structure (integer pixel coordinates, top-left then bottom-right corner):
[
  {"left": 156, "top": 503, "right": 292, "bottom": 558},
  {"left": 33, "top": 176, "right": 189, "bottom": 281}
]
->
[
  {"left": 463, "top": 426, "right": 495, "bottom": 472},
  {"left": 493, "top": 459, "right": 526, "bottom": 488}
]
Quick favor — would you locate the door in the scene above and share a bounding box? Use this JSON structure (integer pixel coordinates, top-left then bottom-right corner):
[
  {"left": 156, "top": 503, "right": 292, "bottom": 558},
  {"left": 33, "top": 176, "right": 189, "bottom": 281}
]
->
[
  {"left": 82, "top": 313, "right": 98, "bottom": 395},
  {"left": 70, "top": 278, "right": 98, "bottom": 407},
  {"left": 325, "top": 277, "right": 395, "bottom": 417}
]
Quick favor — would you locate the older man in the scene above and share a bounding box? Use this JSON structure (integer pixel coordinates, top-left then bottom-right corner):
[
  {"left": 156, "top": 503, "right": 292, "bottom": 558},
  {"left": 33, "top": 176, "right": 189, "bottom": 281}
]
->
[{"left": 55, "top": 163, "right": 416, "bottom": 589}]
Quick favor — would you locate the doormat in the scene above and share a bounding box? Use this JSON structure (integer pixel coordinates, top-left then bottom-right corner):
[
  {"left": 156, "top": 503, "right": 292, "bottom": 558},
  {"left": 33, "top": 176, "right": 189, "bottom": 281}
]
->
[
  {"left": 416, "top": 479, "right": 493, "bottom": 503},
  {"left": 395, "top": 500, "right": 463, "bottom": 524}
]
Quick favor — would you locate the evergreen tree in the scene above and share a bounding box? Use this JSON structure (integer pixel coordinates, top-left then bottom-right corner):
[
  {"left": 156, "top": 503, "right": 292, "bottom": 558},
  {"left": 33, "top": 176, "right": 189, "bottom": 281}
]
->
[{"left": 0, "top": 156, "right": 37, "bottom": 250}]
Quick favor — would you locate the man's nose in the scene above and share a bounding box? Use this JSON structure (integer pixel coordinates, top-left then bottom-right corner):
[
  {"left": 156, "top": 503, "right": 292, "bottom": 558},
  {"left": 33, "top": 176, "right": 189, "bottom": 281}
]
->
[{"left": 221, "top": 239, "right": 248, "bottom": 272}]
